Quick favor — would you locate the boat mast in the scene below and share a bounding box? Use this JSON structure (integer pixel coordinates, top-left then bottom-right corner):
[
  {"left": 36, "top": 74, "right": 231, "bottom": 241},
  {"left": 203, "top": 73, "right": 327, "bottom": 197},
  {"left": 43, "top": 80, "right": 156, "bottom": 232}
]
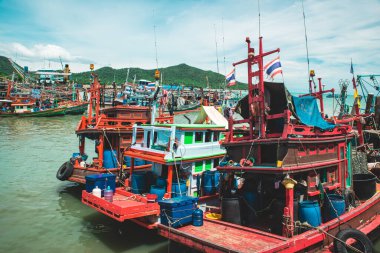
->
[{"left": 232, "top": 37, "right": 279, "bottom": 139}]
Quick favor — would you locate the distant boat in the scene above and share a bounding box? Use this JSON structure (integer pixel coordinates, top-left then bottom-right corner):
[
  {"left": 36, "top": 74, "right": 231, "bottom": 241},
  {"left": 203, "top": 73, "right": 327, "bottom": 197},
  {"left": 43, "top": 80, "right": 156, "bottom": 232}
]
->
[{"left": 326, "top": 93, "right": 339, "bottom": 98}]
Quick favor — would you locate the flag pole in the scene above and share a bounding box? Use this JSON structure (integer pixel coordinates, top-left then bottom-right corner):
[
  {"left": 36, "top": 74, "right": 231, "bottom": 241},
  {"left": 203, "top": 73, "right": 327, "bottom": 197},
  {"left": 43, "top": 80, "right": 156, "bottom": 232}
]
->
[{"left": 351, "top": 59, "right": 364, "bottom": 145}]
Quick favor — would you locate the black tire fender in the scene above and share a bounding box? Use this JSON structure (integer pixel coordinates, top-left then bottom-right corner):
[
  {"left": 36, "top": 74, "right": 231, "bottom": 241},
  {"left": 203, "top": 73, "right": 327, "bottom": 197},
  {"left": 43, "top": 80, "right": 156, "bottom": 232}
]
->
[
  {"left": 56, "top": 161, "right": 74, "bottom": 181},
  {"left": 334, "top": 228, "right": 373, "bottom": 253}
]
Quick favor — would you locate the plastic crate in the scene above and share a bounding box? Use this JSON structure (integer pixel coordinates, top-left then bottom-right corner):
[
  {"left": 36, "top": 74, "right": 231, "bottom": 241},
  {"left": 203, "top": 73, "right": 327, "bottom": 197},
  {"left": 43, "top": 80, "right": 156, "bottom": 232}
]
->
[
  {"left": 85, "top": 174, "right": 116, "bottom": 196},
  {"left": 158, "top": 196, "right": 198, "bottom": 228}
]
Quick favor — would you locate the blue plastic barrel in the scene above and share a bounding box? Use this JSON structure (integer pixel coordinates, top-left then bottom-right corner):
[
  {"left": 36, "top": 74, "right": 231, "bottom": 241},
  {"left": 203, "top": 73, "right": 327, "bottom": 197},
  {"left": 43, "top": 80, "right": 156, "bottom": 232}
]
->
[
  {"left": 156, "top": 177, "right": 167, "bottom": 188},
  {"left": 202, "top": 171, "right": 220, "bottom": 195},
  {"left": 299, "top": 201, "right": 322, "bottom": 227},
  {"left": 192, "top": 208, "right": 204, "bottom": 226},
  {"left": 150, "top": 185, "right": 166, "bottom": 200},
  {"left": 131, "top": 172, "right": 146, "bottom": 194},
  {"left": 323, "top": 194, "right": 345, "bottom": 222},
  {"left": 172, "top": 180, "right": 187, "bottom": 197},
  {"left": 123, "top": 156, "right": 146, "bottom": 167},
  {"left": 242, "top": 191, "right": 256, "bottom": 208},
  {"left": 103, "top": 150, "right": 117, "bottom": 168}
]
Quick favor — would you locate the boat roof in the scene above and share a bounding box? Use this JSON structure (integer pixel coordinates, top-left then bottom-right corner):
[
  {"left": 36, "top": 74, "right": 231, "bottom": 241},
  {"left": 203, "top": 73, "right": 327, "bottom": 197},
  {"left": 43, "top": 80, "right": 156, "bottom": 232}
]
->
[
  {"left": 0, "top": 99, "right": 13, "bottom": 103},
  {"left": 12, "top": 102, "right": 34, "bottom": 106},
  {"left": 144, "top": 123, "right": 226, "bottom": 129}
]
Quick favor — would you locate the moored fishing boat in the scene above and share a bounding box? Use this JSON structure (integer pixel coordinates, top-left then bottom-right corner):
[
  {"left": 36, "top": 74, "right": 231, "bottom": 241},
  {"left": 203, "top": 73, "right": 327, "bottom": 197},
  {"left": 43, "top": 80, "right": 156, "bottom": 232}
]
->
[
  {"left": 56, "top": 73, "right": 173, "bottom": 184},
  {"left": 81, "top": 122, "right": 226, "bottom": 228},
  {"left": 155, "top": 37, "right": 380, "bottom": 253}
]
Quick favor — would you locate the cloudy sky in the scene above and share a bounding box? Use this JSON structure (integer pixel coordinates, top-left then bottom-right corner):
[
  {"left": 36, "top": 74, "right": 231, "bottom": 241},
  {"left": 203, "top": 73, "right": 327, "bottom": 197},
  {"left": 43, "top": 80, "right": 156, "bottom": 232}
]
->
[{"left": 0, "top": 0, "right": 379, "bottom": 92}]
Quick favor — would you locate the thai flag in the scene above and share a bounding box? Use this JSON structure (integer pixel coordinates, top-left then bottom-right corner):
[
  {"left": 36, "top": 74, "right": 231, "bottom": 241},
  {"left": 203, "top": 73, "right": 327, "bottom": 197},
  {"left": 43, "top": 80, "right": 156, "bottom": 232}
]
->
[
  {"left": 264, "top": 56, "right": 282, "bottom": 80},
  {"left": 226, "top": 68, "right": 236, "bottom": 87}
]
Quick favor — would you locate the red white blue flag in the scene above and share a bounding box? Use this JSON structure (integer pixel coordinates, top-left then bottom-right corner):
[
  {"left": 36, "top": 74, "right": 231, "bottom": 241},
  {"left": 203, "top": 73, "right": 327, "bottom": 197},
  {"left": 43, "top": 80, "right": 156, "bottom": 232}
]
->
[
  {"left": 226, "top": 68, "right": 236, "bottom": 87},
  {"left": 264, "top": 56, "right": 282, "bottom": 80}
]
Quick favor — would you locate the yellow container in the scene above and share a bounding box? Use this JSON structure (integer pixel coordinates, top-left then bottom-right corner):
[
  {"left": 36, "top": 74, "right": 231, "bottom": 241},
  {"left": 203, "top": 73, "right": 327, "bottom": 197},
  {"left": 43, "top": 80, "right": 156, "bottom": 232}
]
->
[{"left": 205, "top": 213, "right": 221, "bottom": 220}]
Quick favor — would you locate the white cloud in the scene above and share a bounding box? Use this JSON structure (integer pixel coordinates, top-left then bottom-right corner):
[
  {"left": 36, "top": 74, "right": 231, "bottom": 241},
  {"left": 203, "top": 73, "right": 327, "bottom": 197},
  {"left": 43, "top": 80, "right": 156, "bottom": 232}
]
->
[{"left": 1, "top": 0, "right": 379, "bottom": 93}]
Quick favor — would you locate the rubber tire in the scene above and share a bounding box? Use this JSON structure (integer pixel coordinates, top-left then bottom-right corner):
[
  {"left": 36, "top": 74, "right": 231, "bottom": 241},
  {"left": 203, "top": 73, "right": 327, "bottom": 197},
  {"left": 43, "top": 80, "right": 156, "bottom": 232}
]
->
[
  {"left": 56, "top": 161, "right": 74, "bottom": 181},
  {"left": 334, "top": 228, "right": 373, "bottom": 253}
]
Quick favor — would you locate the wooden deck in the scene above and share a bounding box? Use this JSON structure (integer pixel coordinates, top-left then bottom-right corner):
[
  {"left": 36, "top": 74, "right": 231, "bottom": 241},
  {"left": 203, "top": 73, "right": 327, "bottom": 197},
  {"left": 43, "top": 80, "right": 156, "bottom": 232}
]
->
[{"left": 158, "top": 218, "right": 287, "bottom": 253}]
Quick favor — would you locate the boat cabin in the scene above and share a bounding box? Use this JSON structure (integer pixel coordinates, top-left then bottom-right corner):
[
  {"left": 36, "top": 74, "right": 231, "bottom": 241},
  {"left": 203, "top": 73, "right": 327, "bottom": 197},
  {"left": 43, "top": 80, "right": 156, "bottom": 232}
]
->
[
  {"left": 126, "top": 124, "right": 226, "bottom": 197},
  {"left": 12, "top": 102, "right": 34, "bottom": 113}
]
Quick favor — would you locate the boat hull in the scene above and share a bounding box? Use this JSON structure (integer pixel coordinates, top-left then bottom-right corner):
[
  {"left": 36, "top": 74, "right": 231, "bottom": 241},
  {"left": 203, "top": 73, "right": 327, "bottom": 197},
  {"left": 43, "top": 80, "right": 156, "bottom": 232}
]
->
[
  {"left": 157, "top": 192, "right": 380, "bottom": 253},
  {"left": 65, "top": 103, "right": 88, "bottom": 115},
  {"left": 17, "top": 107, "right": 66, "bottom": 117}
]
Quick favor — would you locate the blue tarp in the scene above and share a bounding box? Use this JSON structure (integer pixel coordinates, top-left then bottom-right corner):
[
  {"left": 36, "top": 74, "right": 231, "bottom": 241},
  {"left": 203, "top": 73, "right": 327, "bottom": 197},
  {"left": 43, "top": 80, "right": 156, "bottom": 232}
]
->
[{"left": 292, "top": 96, "right": 336, "bottom": 130}]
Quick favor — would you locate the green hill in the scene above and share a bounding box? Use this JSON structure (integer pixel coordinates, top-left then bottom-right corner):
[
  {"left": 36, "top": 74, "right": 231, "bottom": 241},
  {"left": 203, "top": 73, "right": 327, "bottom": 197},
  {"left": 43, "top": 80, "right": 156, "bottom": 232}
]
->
[
  {"left": 0, "top": 56, "right": 15, "bottom": 77},
  {"left": 72, "top": 63, "right": 246, "bottom": 89},
  {"left": 0, "top": 55, "right": 246, "bottom": 89}
]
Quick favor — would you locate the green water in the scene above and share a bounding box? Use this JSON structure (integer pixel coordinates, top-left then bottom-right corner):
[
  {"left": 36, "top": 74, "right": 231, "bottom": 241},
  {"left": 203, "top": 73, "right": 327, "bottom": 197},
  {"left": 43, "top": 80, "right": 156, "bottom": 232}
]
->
[
  {"left": 0, "top": 115, "right": 379, "bottom": 253},
  {"left": 0, "top": 116, "right": 168, "bottom": 253}
]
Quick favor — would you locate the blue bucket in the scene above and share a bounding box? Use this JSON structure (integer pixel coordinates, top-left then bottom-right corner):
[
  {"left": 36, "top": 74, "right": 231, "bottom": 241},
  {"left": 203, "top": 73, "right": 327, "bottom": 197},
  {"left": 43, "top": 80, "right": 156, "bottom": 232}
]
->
[
  {"left": 172, "top": 180, "right": 187, "bottom": 197},
  {"left": 202, "top": 171, "right": 220, "bottom": 195},
  {"left": 103, "top": 150, "right": 117, "bottom": 168},
  {"left": 131, "top": 172, "right": 146, "bottom": 194},
  {"left": 150, "top": 185, "right": 166, "bottom": 200},
  {"left": 323, "top": 194, "right": 345, "bottom": 222},
  {"left": 299, "top": 200, "right": 322, "bottom": 227}
]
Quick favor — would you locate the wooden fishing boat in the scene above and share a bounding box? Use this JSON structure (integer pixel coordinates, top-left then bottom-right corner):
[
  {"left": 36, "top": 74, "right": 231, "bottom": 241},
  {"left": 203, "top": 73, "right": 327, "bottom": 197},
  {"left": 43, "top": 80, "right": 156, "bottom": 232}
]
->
[
  {"left": 156, "top": 37, "right": 380, "bottom": 252},
  {"left": 81, "top": 123, "right": 226, "bottom": 228},
  {"left": 56, "top": 73, "right": 173, "bottom": 184},
  {"left": 16, "top": 106, "right": 66, "bottom": 117},
  {"left": 62, "top": 101, "right": 88, "bottom": 115}
]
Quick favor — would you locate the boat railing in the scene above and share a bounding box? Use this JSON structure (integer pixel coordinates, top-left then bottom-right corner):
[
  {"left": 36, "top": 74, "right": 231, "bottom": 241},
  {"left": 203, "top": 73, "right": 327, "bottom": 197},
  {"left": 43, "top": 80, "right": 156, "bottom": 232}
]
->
[{"left": 225, "top": 108, "right": 352, "bottom": 143}]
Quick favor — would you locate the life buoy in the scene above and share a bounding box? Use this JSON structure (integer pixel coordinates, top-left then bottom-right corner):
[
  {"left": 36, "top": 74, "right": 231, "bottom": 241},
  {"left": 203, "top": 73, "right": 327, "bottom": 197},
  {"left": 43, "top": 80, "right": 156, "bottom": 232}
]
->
[
  {"left": 334, "top": 228, "right": 373, "bottom": 253},
  {"left": 56, "top": 161, "right": 74, "bottom": 181}
]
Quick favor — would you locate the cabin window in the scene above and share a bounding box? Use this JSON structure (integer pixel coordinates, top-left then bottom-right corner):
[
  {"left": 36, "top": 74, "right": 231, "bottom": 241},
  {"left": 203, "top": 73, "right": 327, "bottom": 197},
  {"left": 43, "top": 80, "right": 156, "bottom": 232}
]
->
[
  {"left": 318, "top": 145, "right": 327, "bottom": 154},
  {"left": 213, "top": 132, "right": 219, "bottom": 142},
  {"left": 205, "top": 132, "right": 211, "bottom": 142},
  {"left": 152, "top": 130, "right": 171, "bottom": 150},
  {"left": 298, "top": 146, "right": 306, "bottom": 156},
  {"left": 195, "top": 161, "right": 203, "bottom": 173},
  {"left": 328, "top": 144, "right": 335, "bottom": 153},
  {"left": 205, "top": 160, "right": 212, "bottom": 171},
  {"left": 184, "top": 132, "right": 193, "bottom": 144},
  {"left": 195, "top": 132, "right": 203, "bottom": 143},
  {"left": 213, "top": 158, "right": 220, "bottom": 167},
  {"left": 309, "top": 146, "right": 317, "bottom": 155}
]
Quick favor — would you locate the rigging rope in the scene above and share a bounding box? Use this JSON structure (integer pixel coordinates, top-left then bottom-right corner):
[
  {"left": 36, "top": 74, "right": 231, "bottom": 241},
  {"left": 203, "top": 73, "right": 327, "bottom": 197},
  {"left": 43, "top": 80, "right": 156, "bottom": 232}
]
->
[{"left": 301, "top": 0, "right": 311, "bottom": 88}]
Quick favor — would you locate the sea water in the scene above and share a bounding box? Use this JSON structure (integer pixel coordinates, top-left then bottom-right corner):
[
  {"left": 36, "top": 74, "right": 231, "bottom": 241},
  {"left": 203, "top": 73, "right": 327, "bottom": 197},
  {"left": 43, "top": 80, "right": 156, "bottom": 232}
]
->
[
  {"left": 0, "top": 116, "right": 168, "bottom": 253},
  {"left": 0, "top": 99, "right": 379, "bottom": 253}
]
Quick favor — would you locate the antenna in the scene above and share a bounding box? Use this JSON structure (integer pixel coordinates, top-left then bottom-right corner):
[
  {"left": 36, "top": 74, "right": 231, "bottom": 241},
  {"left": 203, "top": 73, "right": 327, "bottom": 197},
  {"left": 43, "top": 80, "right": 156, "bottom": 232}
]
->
[
  {"left": 301, "top": 0, "right": 311, "bottom": 86},
  {"left": 154, "top": 25, "right": 159, "bottom": 70},
  {"left": 258, "top": 0, "right": 261, "bottom": 37},
  {"left": 222, "top": 17, "right": 226, "bottom": 76},
  {"left": 214, "top": 24, "right": 220, "bottom": 74}
]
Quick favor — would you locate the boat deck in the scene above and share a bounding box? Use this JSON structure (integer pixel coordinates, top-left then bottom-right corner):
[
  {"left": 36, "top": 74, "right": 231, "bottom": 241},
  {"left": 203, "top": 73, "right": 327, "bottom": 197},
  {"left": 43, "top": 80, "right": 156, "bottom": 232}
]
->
[
  {"left": 158, "top": 218, "right": 287, "bottom": 253},
  {"left": 82, "top": 188, "right": 160, "bottom": 222}
]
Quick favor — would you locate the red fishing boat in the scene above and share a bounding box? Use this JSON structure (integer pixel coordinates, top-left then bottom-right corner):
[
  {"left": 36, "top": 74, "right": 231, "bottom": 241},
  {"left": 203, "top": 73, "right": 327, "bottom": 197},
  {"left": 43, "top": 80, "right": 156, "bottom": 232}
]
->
[
  {"left": 56, "top": 73, "right": 173, "bottom": 184},
  {"left": 156, "top": 37, "right": 380, "bottom": 252}
]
